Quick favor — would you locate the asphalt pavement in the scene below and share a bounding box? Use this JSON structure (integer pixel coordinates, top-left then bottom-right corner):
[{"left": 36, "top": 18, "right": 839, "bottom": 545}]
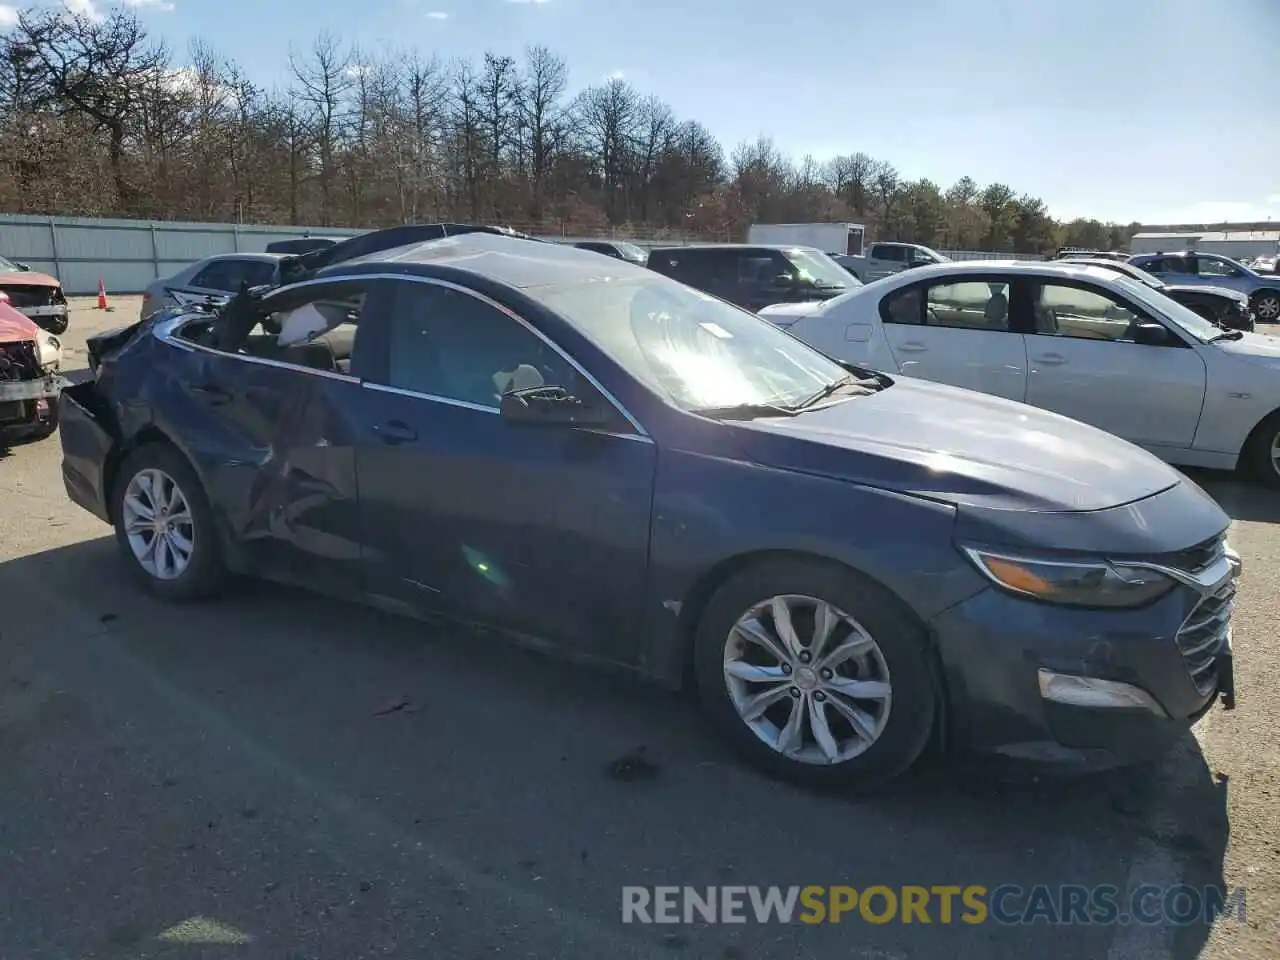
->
[{"left": 0, "top": 298, "right": 1276, "bottom": 959}]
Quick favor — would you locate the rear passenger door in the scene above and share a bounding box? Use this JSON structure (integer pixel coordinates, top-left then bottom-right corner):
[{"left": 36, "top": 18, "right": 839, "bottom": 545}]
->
[
  {"left": 876, "top": 276, "right": 1029, "bottom": 401},
  {"left": 167, "top": 278, "right": 387, "bottom": 595}
]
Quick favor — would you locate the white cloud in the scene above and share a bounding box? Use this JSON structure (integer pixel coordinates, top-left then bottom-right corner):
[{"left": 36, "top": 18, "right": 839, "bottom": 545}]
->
[
  {"left": 123, "top": 0, "right": 177, "bottom": 10},
  {"left": 62, "top": 0, "right": 104, "bottom": 20},
  {"left": 1268, "top": 194, "right": 1280, "bottom": 205},
  {"left": 605, "top": 69, "right": 625, "bottom": 81},
  {"left": 0, "top": 5, "right": 18, "bottom": 28},
  {"left": 425, "top": 10, "right": 449, "bottom": 18}
]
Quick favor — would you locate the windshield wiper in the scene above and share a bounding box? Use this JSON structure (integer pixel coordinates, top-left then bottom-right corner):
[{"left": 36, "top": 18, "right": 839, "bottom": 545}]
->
[
  {"left": 691, "top": 402, "right": 799, "bottom": 420},
  {"left": 793, "top": 375, "right": 881, "bottom": 410},
  {"left": 1209, "top": 329, "right": 1245, "bottom": 342}
]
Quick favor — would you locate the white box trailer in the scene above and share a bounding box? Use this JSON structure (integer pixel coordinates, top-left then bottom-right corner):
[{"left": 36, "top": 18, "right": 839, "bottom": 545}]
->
[{"left": 747, "top": 222, "right": 866, "bottom": 256}]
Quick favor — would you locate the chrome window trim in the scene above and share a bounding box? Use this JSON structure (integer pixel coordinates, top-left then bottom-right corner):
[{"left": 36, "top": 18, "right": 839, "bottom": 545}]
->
[
  {"left": 362, "top": 382, "right": 652, "bottom": 444},
  {"left": 274, "top": 272, "right": 650, "bottom": 438},
  {"left": 151, "top": 313, "right": 360, "bottom": 384},
  {"left": 153, "top": 273, "right": 651, "bottom": 438}
]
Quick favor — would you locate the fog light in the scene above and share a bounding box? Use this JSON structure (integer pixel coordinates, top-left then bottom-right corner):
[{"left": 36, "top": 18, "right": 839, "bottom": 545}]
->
[{"left": 1037, "top": 669, "right": 1167, "bottom": 716}]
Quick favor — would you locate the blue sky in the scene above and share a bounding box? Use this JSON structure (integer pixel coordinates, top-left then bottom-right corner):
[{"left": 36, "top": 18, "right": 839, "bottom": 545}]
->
[{"left": 21, "top": 0, "right": 1280, "bottom": 224}]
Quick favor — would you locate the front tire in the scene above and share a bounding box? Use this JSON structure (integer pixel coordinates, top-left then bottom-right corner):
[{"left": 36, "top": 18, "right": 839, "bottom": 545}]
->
[
  {"left": 111, "top": 443, "right": 226, "bottom": 601},
  {"left": 693, "top": 558, "right": 937, "bottom": 791},
  {"left": 1244, "top": 411, "right": 1280, "bottom": 489},
  {"left": 1252, "top": 290, "right": 1280, "bottom": 324}
]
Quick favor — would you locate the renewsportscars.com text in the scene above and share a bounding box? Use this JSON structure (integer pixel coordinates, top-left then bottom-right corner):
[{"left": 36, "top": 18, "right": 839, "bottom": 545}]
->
[{"left": 621, "top": 885, "right": 1247, "bottom": 926}]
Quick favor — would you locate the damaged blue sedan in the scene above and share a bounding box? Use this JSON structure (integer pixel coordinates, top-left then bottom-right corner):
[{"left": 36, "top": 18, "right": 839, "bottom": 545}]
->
[{"left": 58, "top": 229, "right": 1240, "bottom": 790}]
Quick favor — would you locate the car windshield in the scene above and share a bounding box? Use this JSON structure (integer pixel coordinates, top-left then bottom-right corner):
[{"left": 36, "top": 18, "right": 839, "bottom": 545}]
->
[
  {"left": 783, "top": 248, "right": 852, "bottom": 288},
  {"left": 1109, "top": 275, "right": 1223, "bottom": 342},
  {"left": 532, "top": 276, "right": 856, "bottom": 411}
]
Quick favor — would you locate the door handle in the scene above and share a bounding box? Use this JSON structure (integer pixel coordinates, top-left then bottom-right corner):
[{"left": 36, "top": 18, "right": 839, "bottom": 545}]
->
[
  {"left": 189, "top": 383, "right": 232, "bottom": 405},
  {"left": 896, "top": 342, "right": 928, "bottom": 353},
  {"left": 1033, "top": 353, "right": 1067, "bottom": 366},
  {"left": 371, "top": 420, "right": 417, "bottom": 445}
]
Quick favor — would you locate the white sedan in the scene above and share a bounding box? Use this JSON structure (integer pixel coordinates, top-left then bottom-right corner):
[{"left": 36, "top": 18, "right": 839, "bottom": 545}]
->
[{"left": 761, "top": 260, "right": 1280, "bottom": 486}]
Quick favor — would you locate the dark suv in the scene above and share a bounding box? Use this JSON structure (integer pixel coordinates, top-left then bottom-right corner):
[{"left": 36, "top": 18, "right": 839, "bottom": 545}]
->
[{"left": 646, "top": 244, "right": 856, "bottom": 312}]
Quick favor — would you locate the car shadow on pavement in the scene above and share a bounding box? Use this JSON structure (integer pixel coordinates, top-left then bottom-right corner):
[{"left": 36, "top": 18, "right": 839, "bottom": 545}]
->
[
  {"left": 1186, "top": 468, "right": 1280, "bottom": 524},
  {"left": 0, "top": 536, "right": 1233, "bottom": 960}
]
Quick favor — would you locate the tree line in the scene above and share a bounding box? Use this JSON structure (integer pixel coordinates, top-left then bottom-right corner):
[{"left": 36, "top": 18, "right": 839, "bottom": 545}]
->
[{"left": 0, "top": 6, "right": 1142, "bottom": 253}]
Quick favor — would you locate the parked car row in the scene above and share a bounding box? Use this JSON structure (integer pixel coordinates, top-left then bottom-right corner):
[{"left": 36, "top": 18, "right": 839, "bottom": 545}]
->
[{"left": 57, "top": 227, "right": 1241, "bottom": 793}]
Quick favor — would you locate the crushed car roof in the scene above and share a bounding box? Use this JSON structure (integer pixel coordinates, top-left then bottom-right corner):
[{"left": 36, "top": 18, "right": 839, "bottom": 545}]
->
[{"left": 324, "top": 232, "right": 653, "bottom": 289}]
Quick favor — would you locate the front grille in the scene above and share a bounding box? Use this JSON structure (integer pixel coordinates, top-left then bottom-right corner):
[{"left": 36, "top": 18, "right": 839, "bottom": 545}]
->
[
  {"left": 0, "top": 340, "right": 39, "bottom": 381},
  {"left": 1176, "top": 579, "right": 1234, "bottom": 696},
  {"left": 1159, "top": 535, "right": 1225, "bottom": 575},
  {"left": 0, "top": 284, "right": 61, "bottom": 309}
]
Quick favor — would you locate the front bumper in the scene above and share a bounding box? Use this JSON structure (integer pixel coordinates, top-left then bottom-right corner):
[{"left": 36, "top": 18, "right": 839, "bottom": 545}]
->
[
  {"left": 16, "top": 304, "right": 69, "bottom": 320},
  {"left": 931, "top": 550, "right": 1239, "bottom": 769},
  {"left": 0, "top": 373, "right": 64, "bottom": 404}
]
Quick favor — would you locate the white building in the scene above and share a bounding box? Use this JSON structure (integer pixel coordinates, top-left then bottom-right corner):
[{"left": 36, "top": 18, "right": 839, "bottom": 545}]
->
[{"left": 1129, "top": 230, "right": 1280, "bottom": 259}]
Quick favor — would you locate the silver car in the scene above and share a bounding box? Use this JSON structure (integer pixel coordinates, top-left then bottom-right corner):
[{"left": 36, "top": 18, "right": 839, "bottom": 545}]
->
[{"left": 141, "top": 253, "right": 282, "bottom": 320}]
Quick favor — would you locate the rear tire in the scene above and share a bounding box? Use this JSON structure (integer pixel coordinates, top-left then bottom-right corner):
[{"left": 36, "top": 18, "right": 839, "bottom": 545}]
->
[
  {"left": 111, "top": 443, "right": 227, "bottom": 601},
  {"left": 1244, "top": 410, "right": 1280, "bottom": 489},
  {"left": 692, "top": 557, "right": 936, "bottom": 792}
]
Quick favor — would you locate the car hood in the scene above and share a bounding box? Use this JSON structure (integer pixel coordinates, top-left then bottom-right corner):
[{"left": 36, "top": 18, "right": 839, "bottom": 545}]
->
[
  {"left": 739, "top": 376, "right": 1182, "bottom": 513},
  {"left": 0, "top": 270, "right": 59, "bottom": 288},
  {"left": 1165, "top": 283, "right": 1249, "bottom": 303},
  {"left": 0, "top": 301, "right": 39, "bottom": 340},
  {"left": 1214, "top": 329, "right": 1280, "bottom": 366}
]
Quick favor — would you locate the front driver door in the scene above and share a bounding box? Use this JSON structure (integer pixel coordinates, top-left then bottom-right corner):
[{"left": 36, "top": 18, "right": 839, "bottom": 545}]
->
[
  {"left": 1018, "top": 278, "right": 1207, "bottom": 448},
  {"left": 877, "top": 277, "right": 1030, "bottom": 402},
  {"left": 353, "top": 278, "right": 657, "bottom": 655}
]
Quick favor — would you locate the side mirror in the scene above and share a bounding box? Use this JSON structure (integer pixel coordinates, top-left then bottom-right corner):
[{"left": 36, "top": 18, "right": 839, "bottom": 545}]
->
[
  {"left": 15, "top": 262, "right": 30, "bottom": 272},
  {"left": 499, "top": 386, "right": 614, "bottom": 427},
  {"left": 1132, "top": 322, "right": 1171, "bottom": 346},
  {"left": 771, "top": 273, "right": 796, "bottom": 289}
]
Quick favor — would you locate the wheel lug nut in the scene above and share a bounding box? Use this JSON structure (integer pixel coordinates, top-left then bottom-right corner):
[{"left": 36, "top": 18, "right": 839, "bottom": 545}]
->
[
  {"left": 798, "top": 650, "right": 812, "bottom": 664},
  {"left": 781, "top": 664, "right": 792, "bottom": 675},
  {"left": 789, "top": 687, "right": 801, "bottom": 698},
  {"left": 814, "top": 691, "right": 827, "bottom": 703},
  {"left": 820, "top": 668, "right": 833, "bottom": 680}
]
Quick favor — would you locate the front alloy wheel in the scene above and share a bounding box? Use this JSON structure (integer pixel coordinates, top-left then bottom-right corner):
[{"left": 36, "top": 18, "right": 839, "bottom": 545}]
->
[
  {"left": 1254, "top": 291, "right": 1280, "bottom": 323},
  {"left": 693, "top": 559, "right": 936, "bottom": 790},
  {"left": 724, "top": 595, "right": 892, "bottom": 764},
  {"left": 121, "top": 467, "right": 196, "bottom": 580}
]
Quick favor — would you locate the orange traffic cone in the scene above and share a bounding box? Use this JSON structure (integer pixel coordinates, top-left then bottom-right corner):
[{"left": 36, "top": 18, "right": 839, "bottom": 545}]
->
[{"left": 96, "top": 279, "right": 109, "bottom": 310}]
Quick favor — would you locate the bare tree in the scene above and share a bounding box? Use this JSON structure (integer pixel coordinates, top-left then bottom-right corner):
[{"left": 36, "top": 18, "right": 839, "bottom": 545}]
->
[
  {"left": 8, "top": 8, "right": 167, "bottom": 210},
  {"left": 290, "top": 32, "right": 352, "bottom": 225}
]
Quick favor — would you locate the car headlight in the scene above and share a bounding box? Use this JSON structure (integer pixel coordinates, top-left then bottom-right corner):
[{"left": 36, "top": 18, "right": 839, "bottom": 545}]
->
[
  {"left": 960, "top": 546, "right": 1177, "bottom": 608},
  {"left": 37, "top": 331, "right": 61, "bottom": 368}
]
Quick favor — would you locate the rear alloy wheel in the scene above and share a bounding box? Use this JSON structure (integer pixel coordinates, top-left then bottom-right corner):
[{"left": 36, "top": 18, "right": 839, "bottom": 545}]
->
[
  {"left": 1253, "top": 290, "right": 1280, "bottom": 323},
  {"left": 694, "top": 559, "right": 936, "bottom": 791},
  {"left": 112, "top": 444, "right": 226, "bottom": 600}
]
